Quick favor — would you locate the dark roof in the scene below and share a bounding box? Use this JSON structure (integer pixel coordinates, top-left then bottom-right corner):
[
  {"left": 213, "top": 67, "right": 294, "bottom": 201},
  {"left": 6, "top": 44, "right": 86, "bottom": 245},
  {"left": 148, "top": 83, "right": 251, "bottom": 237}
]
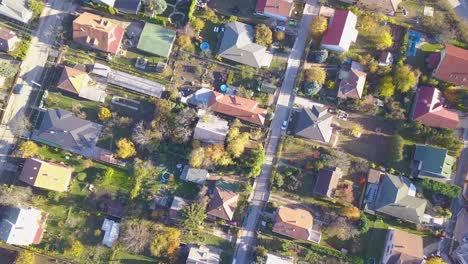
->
[
  {"left": 413, "top": 145, "right": 454, "bottom": 179},
  {"left": 314, "top": 167, "right": 342, "bottom": 197},
  {"left": 114, "top": 0, "right": 141, "bottom": 14},
  {"left": 206, "top": 187, "right": 239, "bottom": 221},
  {"left": 434, "top": 44, "right": 468, "bottom": 86},
  {"left": 293, "top": 106, "right": 333, "bottom": 143},
  {"left": 33, "top": 109, "right": 102, "bottom": 156},
  {"left": 105, "top": 200, "right": 125, "bottom": 218},
  {"left": 374, "top": 174, "right": 427, "bottom": 224}
]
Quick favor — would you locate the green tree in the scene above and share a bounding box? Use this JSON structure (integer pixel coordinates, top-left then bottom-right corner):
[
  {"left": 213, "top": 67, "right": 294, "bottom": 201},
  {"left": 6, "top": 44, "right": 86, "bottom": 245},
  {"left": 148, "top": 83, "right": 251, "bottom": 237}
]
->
[
  {"left": 419, "top": 178, "right": 461, "bottom": 199},
  {"left": 8, "top": 40, "right": 30, "bottom": 61},
  {"left": 192, "top": 18, "right": 205, "bottom": 32},
  {"left": 0, "top": 61, "right": 17, "bottom": 77},
  {"left": 182, "top": 203, "right": 207, "bottom": 232},
  {"left": 379, "top": 75, "right": 395, "bottom": 97},
  {"left": 304, "top": 67, "right": 326, "bottom": 84},
  {"left": 177, "top": 34, "right": 192, "bottom": 51},
  {"left": 248, "top": 144, "right": 265, "bottom": 178},
  {"left": 15, "top": 251, "right": 34, "bottom": 264},
  {"left": 116, "top": 138, "right": 137, "bottom": 159},
  {"left": 310, "top": 16, "right": 328, "bottom": 39},
  {"left": 254, "top": 24, "right": 273, "bottom": 46},
  {"left": 303, "top": 81, "right": 322, "bottom": 95},
  {"left": 152, "top": 0, "right": 167, "bottom": 14},
  {"left": 393, "top": 64, "right": 419, "bottom": 93},
  {"left": 375, "top": 30, "right": 393, "bottom": 50},
  {"left": 227, "top": 129, "right": 249, "bottom": 158},
  {"left": 18, "top": 140, "right": 39, "bottom": 158},
  {"left": 150, "top": 227, "right": 180, "bottom": 257},
  {"left": 98, "top": 107, "right": 112, "bottom": 121},
  {"left": 130, "top": 159, "right": 155, "bottom": 199},
  {"left": 29, "top": 0, "right": 44, "bottom": 17},
  {"left": 65, "top": 239, "right": 85, "bottom": 258},
  {"left": 387, "top": 135, "right": 403, "bottom": 164},
  {"left": 189, "top": 147, "right": 205, "bottom": 168}
]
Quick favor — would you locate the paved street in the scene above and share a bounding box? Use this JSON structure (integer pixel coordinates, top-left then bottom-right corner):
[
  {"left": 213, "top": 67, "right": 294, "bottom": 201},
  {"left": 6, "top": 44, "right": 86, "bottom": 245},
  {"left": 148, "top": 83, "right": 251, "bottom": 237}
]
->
[
  {"left": 0, "top": 0, "right": 77, "bottom": 178},
  {"left": 448, "top": 0, "right": 468, "bottom": 20},
  {"left": 232, "top": 1, "right": 318, "bottom": 262}
]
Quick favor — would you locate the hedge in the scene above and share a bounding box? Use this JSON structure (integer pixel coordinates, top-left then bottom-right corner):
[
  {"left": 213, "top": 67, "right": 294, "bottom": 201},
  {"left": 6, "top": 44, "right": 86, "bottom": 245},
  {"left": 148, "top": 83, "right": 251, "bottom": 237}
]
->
[
  {"left": 419, "top": 178, "right": 461, "bottom": 199},
  {"left": 139, "top": 13, "right": 168, "bottom": 26},
  {"left": 188, "top": 0, "right": 197, "bottom": 22}
]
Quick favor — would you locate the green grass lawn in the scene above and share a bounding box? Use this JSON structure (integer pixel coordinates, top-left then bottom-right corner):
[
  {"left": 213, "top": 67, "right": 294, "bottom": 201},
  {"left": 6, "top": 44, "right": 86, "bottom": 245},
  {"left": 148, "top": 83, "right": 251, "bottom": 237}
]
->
[
  {"left": 419, "top": 43, "right": 443, "bottom": 52},
  {"left": 365, "top": 227, "right": 387, "bottom": 262},
  {"left": 44, "top": 92, "right": 102, "bottom": 122},
  {"left": 111, "top": 250, "right": 157, "bottom": 264}
]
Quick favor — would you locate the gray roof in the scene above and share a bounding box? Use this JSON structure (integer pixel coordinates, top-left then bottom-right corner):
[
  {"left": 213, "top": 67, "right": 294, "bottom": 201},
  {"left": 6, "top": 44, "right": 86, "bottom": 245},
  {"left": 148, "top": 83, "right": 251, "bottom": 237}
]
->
[
  {"left": 0, "top": 0, "right": 32, "bottom": 23},
  {"left": 180, "top": 165, "right": 209, "bottom": 185},
  {"left": 0, "top": 207, "right": 20, "bottom": 243},
  {"left": 187, "top": 88, "right": 213, "bottom": 107},
  {"left": 293, "top": 106, "right": 333, "bottom": 143},
  {"left": 32, "top": 109, "right": 102, "bottom": 156},
  {"left": 218, "top": 22, "right": 273, "bottom": 68},
  {"left": 374, "top": 174, "right": 427, "bottom": 224},
  {"left": 107, "top": 70, "right": 165, "bottom": 98}
]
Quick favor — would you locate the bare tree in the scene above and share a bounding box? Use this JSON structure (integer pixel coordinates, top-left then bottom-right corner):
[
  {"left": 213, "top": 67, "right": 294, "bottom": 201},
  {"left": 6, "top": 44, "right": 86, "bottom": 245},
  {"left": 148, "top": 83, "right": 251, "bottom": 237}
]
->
[
  {"left": 0, "top": 185, "right": 33, "bottom": 207},
  {"left": 120, "top": 219, "right": 154, "bottom": 254},
  {"left": 132, "top": 121, "right": 162, "bottom": 151}
]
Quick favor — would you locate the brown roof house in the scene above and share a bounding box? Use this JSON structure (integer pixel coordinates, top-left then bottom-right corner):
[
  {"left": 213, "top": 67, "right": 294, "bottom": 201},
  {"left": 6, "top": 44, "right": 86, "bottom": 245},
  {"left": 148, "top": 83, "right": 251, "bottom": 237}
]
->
[
  {"left": 57, "top": 66, "right": 106, "bottom": 102},
  {"left": 314, "top": 167, "right": 343, "bottom": 198},
  {"left": 207, "top": 91, "right": 267, "bottom": 126},
  {"left": 206, "top": 186, "right": 239, "bottom": 221},
  {"left": 358, "top": 0, "right": 402, "bottom": 15},
  {"left": 337, "top": 61, "right": 367, "bottom": 99},
  {"left": 410, "top": 86, "right": 459, "bottom": 129},
  {"left": 0, "top": 27, "right": 19, "bottom": 52},
  {"left": 19, "top": 158, "right": 73, "bottom": 192},
  {"left": 381, "top": 228, "right": 424, "bottom": 264},
  {"left": 255, "top": 0, "right": 294, "bottom": 21},
  {"left": 72, "top": 12, "right": 125, "bottom": 54},
  {"left": 432, "top": 44, "right": 468, "bottom": 86},
  {"left": 272, "top": 206, "right": 322, "bottom": 243}
]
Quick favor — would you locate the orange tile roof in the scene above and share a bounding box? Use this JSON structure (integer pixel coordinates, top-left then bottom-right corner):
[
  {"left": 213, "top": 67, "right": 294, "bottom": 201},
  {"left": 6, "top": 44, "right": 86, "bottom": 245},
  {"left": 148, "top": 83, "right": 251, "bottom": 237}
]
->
[
  {"left": 207, "top": 91, "right": 267, "bottom": 125},
  {"left": 255, "top": 0, "right": 294, "bottom": 19},
  {"left": 273, "top": 207, "right": 313, "bottom": 241},
  {"left": 434, "top": 44, "right": 468, "bottom": 86},
  {"left": 387, "top": 229, "right": 424, "bottom": 263}
]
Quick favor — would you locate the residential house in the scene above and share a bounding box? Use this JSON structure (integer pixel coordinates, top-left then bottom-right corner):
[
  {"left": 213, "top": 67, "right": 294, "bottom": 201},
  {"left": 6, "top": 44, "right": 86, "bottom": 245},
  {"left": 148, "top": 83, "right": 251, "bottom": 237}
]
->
[
  {"left": 265, "top": 253, "right": 294, "bottom": 264},
  {"left": 412, "top": 145, "right": 455, "bottom": 181},
  {"left": 114, "top": 0, "right": 142, "bottom": 14},
  {"left": 358, "top": 0, "right": 402, "bottom": 15},
  {"left": 379, "top": 51, "right": 393, "bottom": 66},
  {"left": 169, "top": 196, "right": 187, "bottom": 221},
  {"left": 186, "top": 245, "right": 221, "bottom": 264},
  {"left": 0, "top": 207, "right": 47, "bottom": 246},
  {"left": 255, "top": 0, "right": 294, "bottom": 21},
  {"left": 272, "top": 206, "right": 322, "bottom": 243},
  {"left": 137, "top": 23, "right": 176, "bottom": 58},
  {"left": 321, "top": 10, "right": 358, "bottom": 53},
  {"left": 0, "top": 0, "right": 32, "bottom": 24},
  {"left": 193, "top": 114, "right": 229, "bottom": 144},
  {"left": 411, "top": 86, "right": 459, "bottom": 129},
  {"left": 72, "top": 12, "right": 125, "bottom": 54},
  {"left": 337, "top": 61, "right": 367, "bottom": 99},
  {"left": 180, "top": 165, "right": 210, "bottom": 185},
  {"left": 207, "top": 91, "right": 267, "bottom": 126},
  {"left": 206, "top": 186, "right": 239, "bottom": 222},
  {"left": 218, "top": 21, "right": 273, "bottom": 68},
  {"left": 101, "top": 218, "right": 120, "bottom": 247},
  {"left": 293, "top": 105, "right": 333, "bottom": 143},
  {"left": 381, "top": 228, "right": 424, "bottom": 264},
  {"left": 19, "top": 158, "right": 73, "bottom": 192},
  {"left": 0, "top": 27, "right": 19, "bottom": 52},
  {"left": 432, "top": 44, "right": 468, "bottom": 86},
  {"left": 57, "top": 66, "right": 107, "bottom": 102},
  {"left": 32, "top": 109, "right": 103, "bottom": 157},
  {"left": 368, "top": 174, "right": 427, "bottom": 224},
  {"left": 186, "top": 88, "right": 213, "bottom": 107},
  {"left": 314, "top": 167, "right": 343, "bottom": 198}
]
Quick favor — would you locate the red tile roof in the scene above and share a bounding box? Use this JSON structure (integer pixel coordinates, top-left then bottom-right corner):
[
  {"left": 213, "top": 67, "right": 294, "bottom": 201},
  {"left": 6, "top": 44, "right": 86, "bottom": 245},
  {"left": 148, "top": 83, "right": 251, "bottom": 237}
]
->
[
  {"left": 434, "top": 44, "right": 468, "bottom": 86},
  {"left": 208, "top": 91, "right": 267, "bottom": 126},
  {"left": 412, "top": 86, "right": 459, "bottom": 129},
  {"left": 255, "top": 0, "right": 294, "bottom": 18},
  {"left": 321, "top": 9, "right": 350, "bottom": 46},
  {"left": 72, "top": 12, "right": 125, "bottom": 54},
  {"left": 273, "top": 207, "right": 313, "bottom": 241}
]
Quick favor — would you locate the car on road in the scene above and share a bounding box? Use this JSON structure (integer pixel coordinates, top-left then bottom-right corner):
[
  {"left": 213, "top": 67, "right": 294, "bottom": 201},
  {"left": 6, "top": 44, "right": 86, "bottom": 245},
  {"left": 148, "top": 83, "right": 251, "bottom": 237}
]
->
[
  {"left": 281, "top": 120, "right": 288, "bottom": 130},
  {"left": 13, "top": 84, "right": 26, "bottom": 95}
]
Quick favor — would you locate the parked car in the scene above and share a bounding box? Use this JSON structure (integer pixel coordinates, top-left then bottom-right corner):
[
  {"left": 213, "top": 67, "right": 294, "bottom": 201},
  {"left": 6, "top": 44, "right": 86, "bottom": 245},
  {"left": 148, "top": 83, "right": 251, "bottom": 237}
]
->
[
  {"left": 281, "top": 120, "right": 288, "bottom": 130},
  {"left": 13, "top": 84, "right": 26, "bottom": 95}
]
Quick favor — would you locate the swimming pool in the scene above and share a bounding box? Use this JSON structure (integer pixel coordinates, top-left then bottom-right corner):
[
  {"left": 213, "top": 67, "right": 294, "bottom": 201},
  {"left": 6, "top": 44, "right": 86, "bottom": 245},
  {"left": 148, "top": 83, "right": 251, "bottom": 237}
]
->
[{"left": 406, "top": 30, "right": 424, "bottom": 56}]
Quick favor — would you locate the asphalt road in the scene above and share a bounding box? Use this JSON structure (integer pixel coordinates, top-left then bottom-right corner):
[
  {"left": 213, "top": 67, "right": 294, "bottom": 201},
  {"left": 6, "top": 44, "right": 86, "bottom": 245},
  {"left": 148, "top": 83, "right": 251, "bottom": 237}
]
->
[
  {"left": 231, "top": 1, "right": 318, "bottom": 263},
  {"left": 0, "top": 0, "right": 77, "bottom": 177},
  {"left": 448, "top": 0, "right": 468, "bottom": 20}
]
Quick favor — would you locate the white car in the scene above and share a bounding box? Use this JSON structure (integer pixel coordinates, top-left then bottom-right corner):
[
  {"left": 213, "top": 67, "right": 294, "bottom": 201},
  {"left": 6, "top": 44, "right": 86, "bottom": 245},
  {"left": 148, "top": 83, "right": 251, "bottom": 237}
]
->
[{"left": 281, "top": 121, "right": 288, "bottom": 130}]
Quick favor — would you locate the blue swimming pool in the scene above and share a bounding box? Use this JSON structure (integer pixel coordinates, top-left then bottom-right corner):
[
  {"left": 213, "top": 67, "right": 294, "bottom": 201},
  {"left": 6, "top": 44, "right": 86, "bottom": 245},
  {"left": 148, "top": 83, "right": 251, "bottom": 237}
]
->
[{"left": 406, "top": 30, "right": 424, "bottom": 56}]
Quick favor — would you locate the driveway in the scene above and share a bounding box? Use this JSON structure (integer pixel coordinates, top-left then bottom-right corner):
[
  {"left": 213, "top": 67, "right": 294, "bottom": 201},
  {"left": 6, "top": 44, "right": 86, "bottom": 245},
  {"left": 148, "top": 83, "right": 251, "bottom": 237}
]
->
[
  {"left": 0, "top": 0, "right": 79, "bottom": 179},
  {"left": 232, "top": 0, "right": 318, "bottom": 263}
]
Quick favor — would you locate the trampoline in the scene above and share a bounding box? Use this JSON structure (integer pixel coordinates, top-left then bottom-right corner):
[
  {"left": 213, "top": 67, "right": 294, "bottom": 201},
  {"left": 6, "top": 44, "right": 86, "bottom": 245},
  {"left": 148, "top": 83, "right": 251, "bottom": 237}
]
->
[{"left": 220, "top": 84, "right": 228, "bottom": 92}]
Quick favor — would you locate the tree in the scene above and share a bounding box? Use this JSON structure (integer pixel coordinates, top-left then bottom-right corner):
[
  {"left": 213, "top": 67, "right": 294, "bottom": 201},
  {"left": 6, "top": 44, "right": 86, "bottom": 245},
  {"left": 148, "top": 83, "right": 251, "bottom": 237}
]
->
[
  {"left": 98, "top": 107, "right": 112, "bottom": 122},
  {"left": 247, "top": 144, "right": 266, "bottom": 178},
  {"left": 150, "top": 227, "right": 180, "bottom": 257},
  {"left": 310, "top": 16, "right": 327, "bottom": 39},
  {"left": 314, "top": 49, "right": 328, "bottom": 63},
  {"left": 182, "top": 203, "right": 207, "bottom": 232},
  {"left": 419, "top": 178, "right": 461, "bottom": 199},
  {"left": 227, "top": 127, "right": 250, "bottom": 158},
  {"left": 0, "top": 61, "right": 17, "bottom": 77},
  {"left": 82, "top": 159, "right": 93, "bottom": 169},
  {"left": 8, "top": 40, "right": 30, "bottom": 61},
  {"left": 359, "top": 213, "right": 370, "bottom": 233},
  {"left": 151, "top": 0, "right": 167, "bottom": 14},
  {"left": 189, "top": 147, "right": 205, "bottom": 168},
  {"left": 177, "top": 34, "right": 192, "bottom": 51},
  {"left": 121, "top": 219, "right": 154, "bottom": 253},
  {"left": 254, "top": 24, "right": 273, "bottom": 46},
  {"left": 304, "top": 67, "right": 326, "bottom": 84},
  {"left": 274, "top": 30, "right": 285, "bottom": 41},
  {"left": 426, "top": 257, "right": 447, "bottom": 264},
  {"left": 328, "top": 217, "right": 359, "bottom": 240},
  {"left": 387, "top": 135, "right": 403, "bottom": 164},
  {"left": 29, "top": 0, "right": 44, "bottom": 17},
  {"left": 375, "top": 29, "right": 393, "bottom": 50},
  {"left": 303, "top": 81, "right": 322, "bottom": 96},
  {"left": 393, "top": 65, "right": 419, "bottom": 93},
  {"left": 132, "top": 121, "right": 162, "bottom": 151},
  {"left": 341, "top": 206, "right": 361, "bottom": 220},
  {"left": 130, "top": 159, "right": 156, "bottom": 199},
  {"left": 18, "top": 140, "right": 39, "bottom": 158},
  {"left": 0, "top": 185, "right": 32, "bottom": 207},
  {"left": 65, "top": 239, "right": 85, "bottom": 258},
  {"left": 379, "top": 75, "right": 395, "bottom": 97},
  {"left": 15, "top": 251, "right": 34, "bottom": 264},
  {"left": 192, "top": 18, "right": 205, "bottom": 32},
  {"left": 116, "top": 138, "right": 137, "bottom": 159},
  {"left": 335, "top": 181, "right": 354, "bottom": 204},
  {"left": 351, "top": 124, "right": 363, "bottom": 138}
]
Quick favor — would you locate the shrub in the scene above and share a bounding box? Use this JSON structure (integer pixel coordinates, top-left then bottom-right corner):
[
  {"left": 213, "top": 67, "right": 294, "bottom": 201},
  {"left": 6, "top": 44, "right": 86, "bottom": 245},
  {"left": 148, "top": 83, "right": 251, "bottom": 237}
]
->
[
  {"left": 29, "top": 0, "right": 44, "bottom": 18},
  {"left": 314, "top": 49, "right": 328, "bottom": 63},
  {"left": 8, "top": 40, "right": 30, "bottom": 61},
  {"left": 387, "top": 135, "right": 404, "bottom": 165},
  {"left": 254, "top": 24, "right": 273, "bottom": 46},
  {"left": 303, "top": 81, "right": 322, "bottom": 96},
  {"left": 187, "top": 0, "right": 197, "bottom": 21},
  {"left": 116, "top": 138, "right": 137, "bottom": 159},
  {"left": 419, "top": 178, "right": 461, "bottom": 199},
  {"left": 304, "top": 67, "right": 326, "bottom": 84},
  {"left": 98, "top": 107, "right": 112, "bottom": 122}
]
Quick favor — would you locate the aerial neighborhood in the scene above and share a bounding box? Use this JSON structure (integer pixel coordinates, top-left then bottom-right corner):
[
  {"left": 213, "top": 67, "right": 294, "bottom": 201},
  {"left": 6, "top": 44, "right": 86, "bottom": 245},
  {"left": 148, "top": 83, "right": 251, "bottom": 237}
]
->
[{"left": 0, "top": 0, "right": 467, "bottom": 263}]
